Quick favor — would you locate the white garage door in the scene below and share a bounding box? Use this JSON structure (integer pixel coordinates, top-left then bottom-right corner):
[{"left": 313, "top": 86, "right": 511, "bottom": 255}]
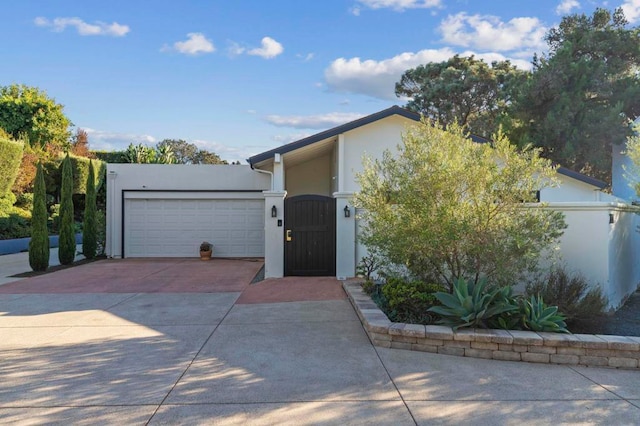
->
[{"left": 124, "top": 198, "right": 264, "bottom": 257}]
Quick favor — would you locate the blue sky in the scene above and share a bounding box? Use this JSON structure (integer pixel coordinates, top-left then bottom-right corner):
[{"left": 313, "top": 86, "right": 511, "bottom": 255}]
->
[{"left": 1, "top": 0, "right": 638, "bottom": 162}]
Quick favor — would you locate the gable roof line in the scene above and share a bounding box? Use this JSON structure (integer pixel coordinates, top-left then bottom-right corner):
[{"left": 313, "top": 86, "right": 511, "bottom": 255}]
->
[{"left": 248, "top": 105, "right": 606, "bottom": 190}]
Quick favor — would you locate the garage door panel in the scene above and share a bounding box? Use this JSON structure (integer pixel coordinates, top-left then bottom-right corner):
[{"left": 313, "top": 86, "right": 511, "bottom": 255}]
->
[{"left": 124, "top": 198, "right": 264, "bottom": 258}]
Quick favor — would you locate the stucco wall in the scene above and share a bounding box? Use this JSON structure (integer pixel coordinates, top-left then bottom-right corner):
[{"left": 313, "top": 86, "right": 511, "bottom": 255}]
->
[
  {"left": 285, "top": 154, "right": 332, "bottom": 197},
  {"left": 541, "top": 175, "right": 602, "bottom": 202},
  {"left": 106, "top": 164, "right": 270, "bottom": 258},
  {"left": 608, "top": 208, "right": 640, "bottom": 309},
  {"left": 341, "top": 116, "right": 412, "bottom": 193}
]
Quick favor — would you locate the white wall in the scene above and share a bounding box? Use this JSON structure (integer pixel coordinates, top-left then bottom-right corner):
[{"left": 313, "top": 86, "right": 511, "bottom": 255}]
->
[
  {"left": 106, "top": 164, "right": 270, "bottom": 258},
  {"left": 608, "top": 208, "right": 640, "bottom": 309},
  {"left": 612, "top": 141, "right": 638, "bottom": 201},
  {"left": 541, "top": 175, "right": 602, "bottom": 202},
  {"left": 285, "top": 154, "right": 332, "bottom": 197}
]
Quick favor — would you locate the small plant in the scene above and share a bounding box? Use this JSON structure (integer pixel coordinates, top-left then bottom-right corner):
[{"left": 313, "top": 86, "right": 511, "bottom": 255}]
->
[
  {"left": 381, "top": 277, "right": 445, "bottom": 324},
  {"left": 356, "top": 253, "right": 383, "bottom": 281},
  {"left": 428, "top": 278, "right": 519, "bottom": 330},
  {"left": 525, "top": 266, "right": 606, "bottom": 330},
  {"left": 520, "top": 295, "right": 569, "bottom": 333},
  {"left": 200, "top": 241, "right": 212, "bottom": 251}
]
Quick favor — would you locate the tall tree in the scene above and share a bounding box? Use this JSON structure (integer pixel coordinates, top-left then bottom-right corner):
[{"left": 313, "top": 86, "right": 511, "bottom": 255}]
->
[
  {"left": 156, "top": 139, "right": 227, "bottom": 164},
  {"left": 513, "top": 8, "right": 640, "bottom": 182},
  {"left": 29, "top": 163, "right": 49, "bottom": 271},
  {"left": 71, "top": 128, "right": 93, "bottom": 158},
  {"left": 82, "top": 160, "right": 97, "bottom": 259},
  {"left": 58, "top": 154, "right": 76, "bottom": 265},
  {"left": 395, "top": 55, "right": 527, "bottom": 138},
  {"left": 0, "top": 84, "right": 72, "bottom": 150}
]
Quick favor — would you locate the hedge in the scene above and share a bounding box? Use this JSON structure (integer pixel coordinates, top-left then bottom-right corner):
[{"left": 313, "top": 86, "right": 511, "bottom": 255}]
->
[
  {"left": 45, "top": 154, "right": 106, "bottom": 195},
  {"left": 0, "top": 137, "right": 24, "bottom": 195}
]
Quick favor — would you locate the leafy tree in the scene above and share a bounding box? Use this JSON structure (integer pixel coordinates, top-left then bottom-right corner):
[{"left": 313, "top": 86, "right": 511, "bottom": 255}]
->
[
  {"left": 512, "top": 8, "right": 640, "bottom": 182},
  {"left": 354, "top": 121, "right": 566, "bottom": 290},
  {"left": 58, "top": 154, "right": 75, "bottom": 265},
  {"left": 395, "top": 55, "right": 527, "bottom": 138},
  {"left": 29, "top": 163, "right": 49, "bottom": 271},
  {"left": 70, "top": 128, "right": 93, "bottom": 158},
  {"left": 82, "top": 160, "right": 97, "bottom": 259},
  {"left": 156, "top": 139, "right": 227, "bottom": 164},
  {"left": 0, "top": 84, "right": 72, "bottom": 150}
]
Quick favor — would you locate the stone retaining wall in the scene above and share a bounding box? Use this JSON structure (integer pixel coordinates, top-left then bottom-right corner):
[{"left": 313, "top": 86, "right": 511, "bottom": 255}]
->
[{"left": 343, "top": 281, "right": 640, "bottom": 370}]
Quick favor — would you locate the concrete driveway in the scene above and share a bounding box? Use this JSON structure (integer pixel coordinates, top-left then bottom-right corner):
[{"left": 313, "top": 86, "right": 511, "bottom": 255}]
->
[{"left": 0, "top": 258, "right": 639, "bottom": 425}]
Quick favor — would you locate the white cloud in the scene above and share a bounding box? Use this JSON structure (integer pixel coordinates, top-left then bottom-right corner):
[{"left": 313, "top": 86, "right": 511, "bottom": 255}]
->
[
  {"left": 83, "top": 128, "right": 157, "bottom": 151},
  {"left": 439, "top": 13, "right": 547, "bottom": 52},
  {"left": 621, "top": 0, "right": 640, "bottom": 23},
  {"left": 34, "top": 16, "right": 129, "bottom": 36},
  {"left": 227, "top": 41, "right": 246, "bottom": 56},
  {"left": 324, "top": 49, "right": 531, "bottom": 100},
  {"left": 163, "top": 33, "right": 215, "bottom": 55},
  {"left": 556, "top": 0, "right": 580, "bottom": 14},
  {"left": 353, "top": 0, "right": 441, "bottom": 12},
  {"left": 296, "top": 52, "right": 315, "bottom": 61},
  {"left": 248, "top": 37, "right": 284, "bottom": 59},
  {"left": 265, "top": 112, "right": 366, "bottom": 129}
]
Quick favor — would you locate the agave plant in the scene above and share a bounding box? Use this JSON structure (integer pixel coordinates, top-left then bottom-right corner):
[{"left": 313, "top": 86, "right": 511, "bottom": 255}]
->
[
  {"left": 428, "top": 278, "right": 518, "bottom": 330},
  {"left": 521, "top": 295, "right": 569, "bottom": 333}
]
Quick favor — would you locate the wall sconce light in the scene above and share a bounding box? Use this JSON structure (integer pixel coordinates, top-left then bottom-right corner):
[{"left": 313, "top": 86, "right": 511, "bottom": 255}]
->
[
  {"left": 609, "top": 213, "right": 615, "bottom": 224},
  {"left": 271, "top": 205, "right": 277, "bottom": 218},
  {"left": 344, "top": 205, "right": 351, "bottom": 218}
]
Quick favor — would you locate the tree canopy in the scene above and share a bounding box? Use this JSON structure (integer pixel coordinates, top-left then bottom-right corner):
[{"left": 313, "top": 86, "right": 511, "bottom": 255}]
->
[
  {"left": 0, "top": 84, "right": 71, "bottom": 150},
  {"left": 156, "top": 139, "right": 227, "bottom": 164},
  {"left": 395, "top": 55, "right": 527, "bottom": 138},
  {"left": 511, "top": 8, "right": 640, "bottom": 182}
]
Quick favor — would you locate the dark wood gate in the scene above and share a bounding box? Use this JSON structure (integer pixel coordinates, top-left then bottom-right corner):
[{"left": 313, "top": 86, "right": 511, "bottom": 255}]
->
[{"left": 284, "top": 195, "right": 336, "bottom": 276}]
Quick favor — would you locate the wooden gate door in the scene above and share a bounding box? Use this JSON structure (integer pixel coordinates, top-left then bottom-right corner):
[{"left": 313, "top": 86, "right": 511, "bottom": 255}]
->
[{"left": 284, "top": 195, "right": 336, "bottom": 276}]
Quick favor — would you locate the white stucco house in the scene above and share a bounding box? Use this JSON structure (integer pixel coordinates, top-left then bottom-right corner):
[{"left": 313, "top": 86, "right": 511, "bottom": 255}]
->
[{"left": 106, "top": 105, "right": 640, "bottom": 310}]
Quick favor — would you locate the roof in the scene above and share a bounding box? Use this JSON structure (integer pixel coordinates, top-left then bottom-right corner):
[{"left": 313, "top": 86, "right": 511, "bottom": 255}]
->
[{"left": 248, "top": 105, "right": 607, "bottom": 190}]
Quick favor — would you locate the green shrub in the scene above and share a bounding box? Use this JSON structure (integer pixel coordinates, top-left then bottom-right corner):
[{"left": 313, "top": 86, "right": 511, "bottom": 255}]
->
[
  {"left": 82, "top": 160, "right": 97, "bottom": 259},
  {"left": 520, "top": 295, "right": 568, "bottom": 333},
  {"left": 0, "top": 137, "right": 24, "bottom": 195},
  {"left": 15, "top": 192, "right": 34, "bottom": 211},
  {"left": 96, "top": 209, "right": 106, "bottom": 256},
  {"left": 381, "top": 277, "right": 446, "bottom": 324},
  {"left": 29, "top": 163, "right": 49, "bottom": 271},
  {"left": 58, "top": 154, "right": 75, "bottom": 265},
  {"left": 0, "top": 193, "right": 31, "bottom": 240},
  {"left": 525, "top": 267, "right": 606, "bottom": 330},
  {"left": 428, "top": 278, "right": 519, "bottom": 330},
  {"left": 44, "top": 154, "right": 106, "bottom": 195}
]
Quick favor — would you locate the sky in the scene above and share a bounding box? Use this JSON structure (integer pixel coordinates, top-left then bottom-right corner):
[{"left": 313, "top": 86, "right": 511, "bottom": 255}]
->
[{"left": 1, "top": 0, "right": 639, "bottom": 163}]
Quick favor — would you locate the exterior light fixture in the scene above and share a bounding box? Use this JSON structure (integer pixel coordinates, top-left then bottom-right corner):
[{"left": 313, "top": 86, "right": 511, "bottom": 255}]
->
[
  {"left": 271, "top": 205, "right": 277, "bottom": 218},
  {"left": 609, "top": 213, "right": 615, "bottom": 224},
  {"left": 344, "top": 205, "right": 351, "bottom": 218}
]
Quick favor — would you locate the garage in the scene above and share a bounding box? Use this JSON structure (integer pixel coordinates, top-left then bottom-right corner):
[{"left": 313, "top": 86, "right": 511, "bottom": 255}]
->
[{"left": 123, "top": 194, "right": 265, "bottom": 258}]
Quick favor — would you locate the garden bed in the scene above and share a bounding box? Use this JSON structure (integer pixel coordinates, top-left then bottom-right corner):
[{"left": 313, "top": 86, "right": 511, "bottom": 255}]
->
[{"left": 343, "top": 280, "right": 640, "bottom": 370}]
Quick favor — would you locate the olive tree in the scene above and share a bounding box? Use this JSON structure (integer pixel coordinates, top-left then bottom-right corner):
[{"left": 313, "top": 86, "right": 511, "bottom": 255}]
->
[{"left": 354, "top": 122, "right": 566, "bottom": 290}]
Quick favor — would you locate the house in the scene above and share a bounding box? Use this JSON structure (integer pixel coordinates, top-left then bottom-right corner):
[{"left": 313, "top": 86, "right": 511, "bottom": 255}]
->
[{"left": 105, "top": 105, "right": 640, "bottom": 310}]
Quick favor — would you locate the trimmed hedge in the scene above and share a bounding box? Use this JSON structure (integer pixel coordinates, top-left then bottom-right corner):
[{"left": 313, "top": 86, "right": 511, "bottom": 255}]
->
[
  {"left": 45, "top": 154, "right": 106, "bottom": 195},
  {"left": 0, "top": 137, "right": 24, "bottom": 195}
]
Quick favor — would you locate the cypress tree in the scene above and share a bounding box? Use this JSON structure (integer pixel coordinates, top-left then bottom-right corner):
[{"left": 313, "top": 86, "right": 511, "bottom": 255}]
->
[
  {"left": 29, "top": 162, "right": 49, "bottom": 271},
  {"left": 58, "top": 153, "right": 76, "bottom": 265},
  {"left": 82, "top": 160, "right": 97, "bottom": 259}
]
